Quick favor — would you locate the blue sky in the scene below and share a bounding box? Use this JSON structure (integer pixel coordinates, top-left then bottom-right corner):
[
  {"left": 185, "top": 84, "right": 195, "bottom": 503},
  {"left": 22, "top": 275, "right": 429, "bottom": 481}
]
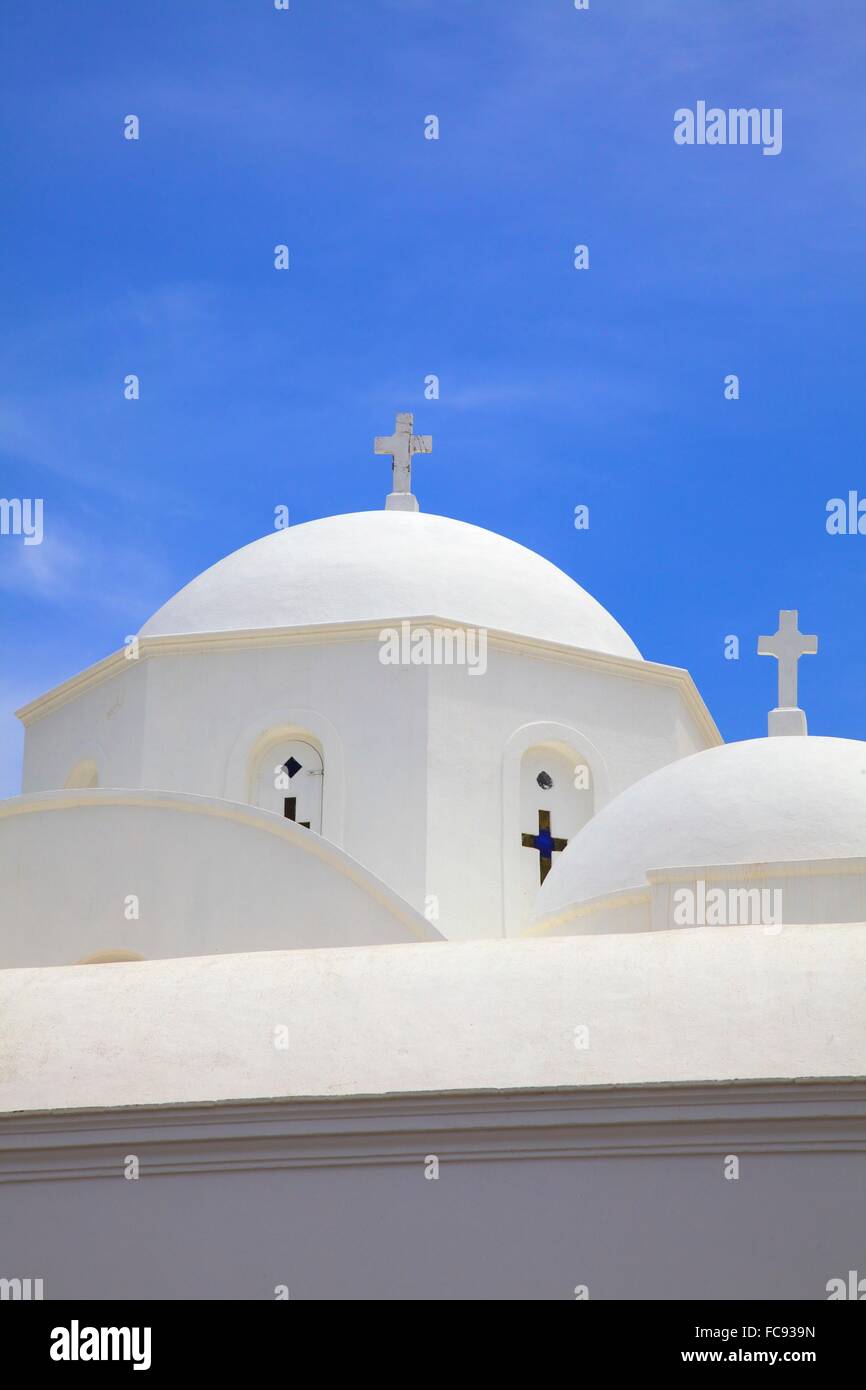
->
[{"left": 1, "top": 0, "right": 864, "bottom": 795}]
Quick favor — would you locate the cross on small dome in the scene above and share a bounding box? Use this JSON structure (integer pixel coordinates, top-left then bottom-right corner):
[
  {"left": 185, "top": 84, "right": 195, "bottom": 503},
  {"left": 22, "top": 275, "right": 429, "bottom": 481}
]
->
[
  {"left": 374, "top": 412, "right": 432, "bottom": 512},
  {"left": 757, "top": 609, "right": 818, "bottom": 737}
]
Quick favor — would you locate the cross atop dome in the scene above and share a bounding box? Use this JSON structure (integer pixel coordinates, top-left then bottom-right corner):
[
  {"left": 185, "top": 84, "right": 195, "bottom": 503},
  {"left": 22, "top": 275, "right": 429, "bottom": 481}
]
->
[
  {"left": 374, "top": 412, "right": 432, "bottom": 512},
  {"left": 758, "top": 609, "right": 818, "bottom": 737}
]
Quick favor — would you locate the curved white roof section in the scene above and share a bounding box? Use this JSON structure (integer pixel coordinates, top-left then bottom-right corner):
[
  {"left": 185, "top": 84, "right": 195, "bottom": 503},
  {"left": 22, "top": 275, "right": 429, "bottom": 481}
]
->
[
  {"left": 3, "top": 926, "right": 866, "bottom": 1113},
  {"left": 139, "top": 511, "right": 642, "bottom": 659},
  {"left": 0, "top": 789, "right": 439, "bottom": 968},
  {"left": 535, "top": 736, "right": 866, "bottom": 925}
]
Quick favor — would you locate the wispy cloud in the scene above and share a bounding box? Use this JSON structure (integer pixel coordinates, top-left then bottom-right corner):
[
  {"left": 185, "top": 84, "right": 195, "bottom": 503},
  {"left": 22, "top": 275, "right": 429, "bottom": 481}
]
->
[
  {"left": 0, "top": 523, "right": 172, "bottom": 627},
  {"left": 442, "top": 369, "right": 661, "bottom": 416},
  {"left": 0, "top": 281, "right": 227, "bottom": 500}
]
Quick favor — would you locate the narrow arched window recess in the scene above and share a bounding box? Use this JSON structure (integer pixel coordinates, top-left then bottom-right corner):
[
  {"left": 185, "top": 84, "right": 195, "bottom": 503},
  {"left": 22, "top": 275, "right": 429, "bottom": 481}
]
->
[
  {"left": 252, "top": 736, "right": 324, "bottom": 832},
  {"left": 65, "top": 760, "right": 99, "bottom": 789},
  {"left": 517, "top": 742, "right": 594, "bottom": 925}
]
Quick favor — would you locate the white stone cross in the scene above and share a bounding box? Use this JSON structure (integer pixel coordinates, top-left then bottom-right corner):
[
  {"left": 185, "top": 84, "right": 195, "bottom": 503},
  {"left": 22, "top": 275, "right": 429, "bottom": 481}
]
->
[
  {"left": 375, "top": 412, "right": 432, "bottom": 512},
  {"left": 757, "top": 610, "right": 818, "bottom": 736}
]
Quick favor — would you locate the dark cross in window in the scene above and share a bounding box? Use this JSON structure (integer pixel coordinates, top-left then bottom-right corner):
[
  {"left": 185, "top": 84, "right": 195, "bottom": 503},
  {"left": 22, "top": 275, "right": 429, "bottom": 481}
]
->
[
  {"left": 284, "top": 796, "right": 310, "bottom": 829},
  {"left": 521, "top": 808, "right": 567, "bottom": 884}
]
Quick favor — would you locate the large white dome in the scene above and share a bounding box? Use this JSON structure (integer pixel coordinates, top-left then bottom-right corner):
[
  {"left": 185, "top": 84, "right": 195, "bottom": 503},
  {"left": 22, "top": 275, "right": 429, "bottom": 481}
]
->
[
  {"left": 140, "top": 511, "right": 641, "bottom": 657},
  {"left": 535, "top": 736, "right": 866, "bottom": 930}
]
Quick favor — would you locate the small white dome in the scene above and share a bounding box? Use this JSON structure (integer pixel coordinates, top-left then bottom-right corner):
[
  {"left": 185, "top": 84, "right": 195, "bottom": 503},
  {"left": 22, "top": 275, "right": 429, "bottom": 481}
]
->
[
  {"left": 535, "top": 736, "right": 866, "bottom": 927},
  {"left": 140, "top": 511, "right": 641, "bottom": 658}
]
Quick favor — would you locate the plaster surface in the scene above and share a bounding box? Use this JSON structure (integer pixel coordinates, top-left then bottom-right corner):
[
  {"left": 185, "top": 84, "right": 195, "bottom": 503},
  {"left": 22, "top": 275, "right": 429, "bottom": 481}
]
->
[
  {"left": 139, "top": 510, "right": 643, "bottom": 657},
  {"left": 537, "top": 736, "right": 866, "bottom": 929},
  {"left": 0, "top": 789, "right": 438, "bottom": 968},
  {"left": 2, "top": 924, "right": 864, "bottom": 1114},
  {"left": 2, "top": 1082, "right": 863, "bottom": 1300},
  {"left": 18, "top": 635, "right": 716, "bottom": 941}
]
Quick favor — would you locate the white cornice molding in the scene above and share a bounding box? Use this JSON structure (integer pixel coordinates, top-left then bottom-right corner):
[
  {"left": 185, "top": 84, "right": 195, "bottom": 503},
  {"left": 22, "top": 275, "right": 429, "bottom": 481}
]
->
[
  {"left": 1, "top": 1079, "right": 864, "bottom": 1185},
  {"left": 648, "top": 856, "right": 866, "bottom": 883},
  {"left": 528, "top": 883, "right": 649, "bottom": 934},
  {"left": 532, "top": 857, "right": 866, "bottom": 933},
  {"left": 16, "top": 648, "right": 134, "bottom": 726},
  {"left": 15, "top": 618, "right": 722, "bottom": 745}
]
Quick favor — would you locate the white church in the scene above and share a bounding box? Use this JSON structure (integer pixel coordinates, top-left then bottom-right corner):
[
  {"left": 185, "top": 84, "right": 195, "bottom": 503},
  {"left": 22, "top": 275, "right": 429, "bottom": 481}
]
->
[{"left": 1, "top": 414, "right": 864, "bottom": 1301}]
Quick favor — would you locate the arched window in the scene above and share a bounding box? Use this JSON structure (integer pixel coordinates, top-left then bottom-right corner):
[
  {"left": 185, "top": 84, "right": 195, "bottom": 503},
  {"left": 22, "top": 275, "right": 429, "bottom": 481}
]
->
[
  {"left": 517, "top": 743, "right": 593, "bottom": 926},
  {"left": 253, "top": 738, "right": 324, "bottom": 832},
  {"left": 65, "top": 759, "right": 99, "bottom": 789}
]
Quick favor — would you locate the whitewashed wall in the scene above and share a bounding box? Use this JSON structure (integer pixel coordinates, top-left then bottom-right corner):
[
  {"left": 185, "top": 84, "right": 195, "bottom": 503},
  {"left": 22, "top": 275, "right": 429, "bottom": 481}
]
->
[
  {"left": 536, "top": 861, "right": 866, "bottom": 935},
  {"left": 2, "top": 926, "right": 865, "bottom": 1300},
  {"left": 1, "top": 1082, "right": 863, "bottom": 1300},
  {"left": 19, "top": 629, "right": 716, "bottom": 940}
]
